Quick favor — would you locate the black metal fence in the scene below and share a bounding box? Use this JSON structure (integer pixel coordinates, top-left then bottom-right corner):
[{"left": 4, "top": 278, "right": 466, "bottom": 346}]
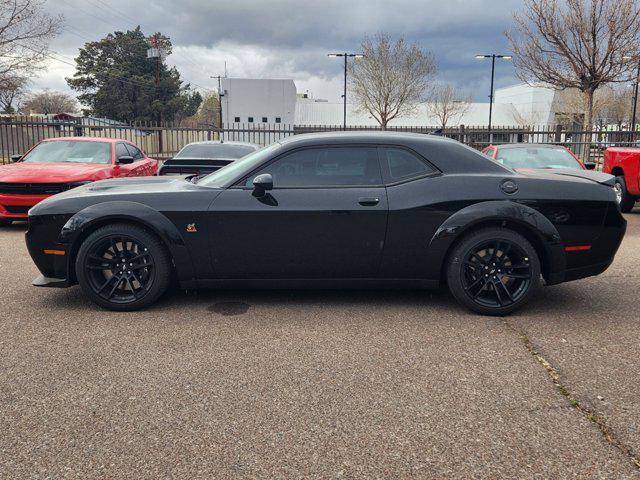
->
[{"left": 1, "top": 115, "right": 637, "bottom": 167}]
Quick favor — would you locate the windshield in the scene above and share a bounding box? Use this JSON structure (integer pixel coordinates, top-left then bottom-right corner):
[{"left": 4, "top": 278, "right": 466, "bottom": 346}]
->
[
  {"left": 22, "top": 140, "right": 112, "bottom": 164},
  {"left": 196, "top": 143, "right": 281, "bottom": 187},
  {"left": 495, "top": 147, "right": 582, "bottom": 170},
  {"left": 175, "top": 143, "right": 257, "bottom": 160}
]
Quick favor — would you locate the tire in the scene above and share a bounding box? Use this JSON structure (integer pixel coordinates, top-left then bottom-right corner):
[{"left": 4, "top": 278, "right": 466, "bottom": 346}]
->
[
  {"left": 446, "top": 228, "right": 541, "bottom": 316},
  {"left": 75, "top": 223, "right": 171, "bottom": 311},
  {"left": 0, "top": 218, "right": 12, "bottom": 227},
  {"left": 615, "top": 176, "right": 636, "bottom": 213}
]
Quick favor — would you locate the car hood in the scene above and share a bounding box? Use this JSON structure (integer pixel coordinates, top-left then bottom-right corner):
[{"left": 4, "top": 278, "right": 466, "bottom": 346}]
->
[
  {"left": 0, "top": 162, "right": 114, "bottom": 183},
  {"left": 515, "top": 168, "right": 615, "bottom": 186}
]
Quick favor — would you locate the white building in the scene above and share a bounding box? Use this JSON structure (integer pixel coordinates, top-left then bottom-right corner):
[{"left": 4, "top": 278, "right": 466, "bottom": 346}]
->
[
  {"left": 218, "top": 78, "right": 578, "bottom": 128},
  {"left": 220, "top": 78, "right": 297, "bottom": 125}
]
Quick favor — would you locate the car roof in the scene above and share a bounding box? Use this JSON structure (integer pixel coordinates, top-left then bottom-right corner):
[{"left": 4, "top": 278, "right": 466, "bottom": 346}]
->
[
  {"left": 41, "top": 137, "right": 126, "bottom": 144},
  {"left": 181, "top": 141, "right": 260, "bottom": 148},
  {"left": 277, "top": 130, "right": 458, "bottom": 147},
  {"left": 496, "top": 143, "right": 565, "bottom": 150}
]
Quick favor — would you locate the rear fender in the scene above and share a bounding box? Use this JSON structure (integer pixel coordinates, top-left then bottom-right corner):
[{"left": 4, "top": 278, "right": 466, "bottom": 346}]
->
[
  {"left": 428, "top": 200, "right": 565, "bottom": 284},
  {"left": 59, "top": 201, "right": 196, "bottom": 286}
]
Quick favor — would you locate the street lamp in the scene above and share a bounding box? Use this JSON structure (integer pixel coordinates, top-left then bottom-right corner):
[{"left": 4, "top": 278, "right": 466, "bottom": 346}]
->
[
  {"left": 623, "top": 55, "right": 640, "bottom": 140},
  {"left": 476, "top": 54, "right": 512, "bottom": 142},
  {"left": 328, "top": 53, "right": 364, "bottom": 130}
]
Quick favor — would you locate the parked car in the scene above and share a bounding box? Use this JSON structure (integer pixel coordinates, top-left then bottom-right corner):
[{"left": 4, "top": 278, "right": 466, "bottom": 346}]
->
[
  {"left": 0, "top": 137, "right": 157, "bottom": 225},
  {"left": 158, "top": 141, "right": 260, "bottom": 176},
  {"left": 482, "top": 144, "right": 596, "bottom": 171},
  {"left": 26, "top": 132, "right": 625, "bottom": 316},
  {"left": 603, "top": 147, "right": 640, "bottom": 213}
]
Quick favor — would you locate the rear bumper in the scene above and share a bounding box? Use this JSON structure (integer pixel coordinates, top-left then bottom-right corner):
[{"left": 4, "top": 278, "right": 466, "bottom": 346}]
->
[
  {"left": 547, "top": 205, "right": 626, "bottom": 285},
  {"left": 0, "top": 193, "right": 50, "bottom": 219}
]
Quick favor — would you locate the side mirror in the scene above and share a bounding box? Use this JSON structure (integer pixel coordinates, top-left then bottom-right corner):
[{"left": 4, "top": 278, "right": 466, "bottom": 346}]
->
[
  {"left": 252, "top": 173, "right": 273, "bottom": 197},
  {"left": 584, "top": 161, "right": 596, "bottom": 170},
  {"left": 117, "top": 155, "right": 134, "bottom": 165},
  {"left": 10, "top": 154, "right": 22, "bottom": 162}
]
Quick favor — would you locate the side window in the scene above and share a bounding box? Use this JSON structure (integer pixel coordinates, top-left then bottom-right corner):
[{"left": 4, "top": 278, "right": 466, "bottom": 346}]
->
[
  {"left": 380, "top": 147, "right": 436, "bottom": 182},
  {"left": 115, "top": 143, "right": 129, "bottom": 160},
  {"left": 125, "top": 143, "right": 144, "bottom": 160},
  {"left": 245, "top": 147, "right": 382, "bottom": 187}
]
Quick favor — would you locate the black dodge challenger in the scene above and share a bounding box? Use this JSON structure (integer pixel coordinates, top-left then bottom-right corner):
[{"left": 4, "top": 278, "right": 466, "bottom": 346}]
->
[{"left": 26, "top": 132, "right": 626, "bottom": 315}]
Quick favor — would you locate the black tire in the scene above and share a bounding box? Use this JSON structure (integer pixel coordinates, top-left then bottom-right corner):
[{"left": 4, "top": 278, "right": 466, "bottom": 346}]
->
[
  {"left": 446, "top": 228, "right": 541, "bottom": 316},
  {"left": 75, "top": 223, "right": 171, "bottom": 311},
  {"left": 0, "top": 218, "right": 12, "bottom": 226},
  {"left": 615, "top": 176, "right": 636, "bottom": 213}
]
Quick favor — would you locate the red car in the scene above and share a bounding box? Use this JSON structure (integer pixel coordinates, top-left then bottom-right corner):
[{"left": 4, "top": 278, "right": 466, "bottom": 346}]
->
[
  {"left": 482, "top": 144, "right": 595, "bottom": 171},
  {"left": 0, "top": 137, "right": 157, "bottom": 224},
  {"left": 603, "top": 147, "right": 640, "bottom": 212}
]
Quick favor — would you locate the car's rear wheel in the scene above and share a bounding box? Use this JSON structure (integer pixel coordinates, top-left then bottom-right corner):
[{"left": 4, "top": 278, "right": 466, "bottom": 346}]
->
[
  {"left": 75, "top": 223, "right": 171, "bottom": 311},
  {"left": 615, "top": 176, "right": 636, "bottom": 213},
  {"left": 447, "top": 228, "right": 541, "bottom": 316}
]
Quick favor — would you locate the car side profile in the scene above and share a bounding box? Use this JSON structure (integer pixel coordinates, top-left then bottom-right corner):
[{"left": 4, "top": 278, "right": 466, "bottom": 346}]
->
[
  {"left": 26, "top": 132, "right": 626, "bottom": 315},
  {"left": 0, "top": 137, "right": 157, "bottom": 224}
]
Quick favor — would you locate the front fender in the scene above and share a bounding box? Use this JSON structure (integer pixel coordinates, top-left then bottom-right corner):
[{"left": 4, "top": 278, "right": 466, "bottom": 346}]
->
[
  {"left": 428, "top": 200, "right": 565, "bottom": 284},
  {"left": 59, "top": 201, "right": 196, "bottom": 286}
]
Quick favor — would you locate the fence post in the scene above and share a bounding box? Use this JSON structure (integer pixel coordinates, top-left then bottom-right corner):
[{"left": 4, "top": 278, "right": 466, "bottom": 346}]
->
[
  {"left": 554, "top": 124, "right": 562, "bottom": 143},
  {"left": 459, "top": 124, "right": 465, "bottom": 145},
  {"left": 74, "top": 118, "right": 83, "bottom": 137}
]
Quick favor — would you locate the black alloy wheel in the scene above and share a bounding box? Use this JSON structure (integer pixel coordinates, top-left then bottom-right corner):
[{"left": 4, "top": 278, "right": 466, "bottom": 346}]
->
[
  {"left": 76, "top": 223, "right": 171, "bottom": 311},
  {"left": 447, "top": 228, "right": 541, "bottom": 315}
]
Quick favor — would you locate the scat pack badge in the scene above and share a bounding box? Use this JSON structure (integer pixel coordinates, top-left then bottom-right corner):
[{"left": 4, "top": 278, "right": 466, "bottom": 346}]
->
[{"left": 186, "top": 223, "right": 198, "bottom": 233}]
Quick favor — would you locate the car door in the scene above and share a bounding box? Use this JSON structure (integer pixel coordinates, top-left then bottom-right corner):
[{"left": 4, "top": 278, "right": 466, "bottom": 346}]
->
[
  {"left": 113, "top": 142, "right": 135, "bottom": 177},
  {"left": 207, "top": 145, "right": 389, "bottom": 279},
  {"left": 124, "top": 143, "right": 154, "bottom": 176}
]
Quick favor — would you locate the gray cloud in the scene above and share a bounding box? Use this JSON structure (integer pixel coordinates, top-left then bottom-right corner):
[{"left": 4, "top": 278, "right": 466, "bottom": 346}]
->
[{"left": 37, "top": 0, "right": 523, "bottom": 102}]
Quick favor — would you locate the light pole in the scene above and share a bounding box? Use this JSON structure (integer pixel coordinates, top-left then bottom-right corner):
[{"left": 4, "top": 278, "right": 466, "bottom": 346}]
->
[
  {"left": 328, "top": 53, "right": 364, "bottom": 130},
  {"left": 475, "top": 54, "right": 512, "bottom": 143},
  {"left": 624, "top": 56, "right": 640, "bottom": 141}
]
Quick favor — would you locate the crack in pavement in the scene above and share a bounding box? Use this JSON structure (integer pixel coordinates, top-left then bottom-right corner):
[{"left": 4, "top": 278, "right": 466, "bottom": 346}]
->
[{"left": 503, "top": 319, "right": 640, "bottom": 472}]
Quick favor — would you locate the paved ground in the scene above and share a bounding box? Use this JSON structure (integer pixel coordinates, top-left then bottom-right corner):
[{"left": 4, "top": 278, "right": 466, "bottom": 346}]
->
[{"left": 1, "top": 212, "right": 640, "bottom": 479}]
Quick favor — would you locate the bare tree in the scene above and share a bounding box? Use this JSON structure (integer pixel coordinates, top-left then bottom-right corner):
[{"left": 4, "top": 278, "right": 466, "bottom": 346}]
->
[
  {"left": 0, "top": 75, "right": 27, "bottom": 113},
  {"left": 427, "top": 84, "right": 471, "bottom": 128},
  {"left": 506, "top": 0, "right": 640, "bottom": 129},
  {"left": 22, "top": 90, "right": 78, "bottom": 114},
  {"left": 349, "top": 33, "right": 436, "bottom": 128},
  {"left": 510, "top": 108, "right": 544, "bottom": 126},
  {"left": 0, "top": 0, "right": 62, "bottom": 90}
]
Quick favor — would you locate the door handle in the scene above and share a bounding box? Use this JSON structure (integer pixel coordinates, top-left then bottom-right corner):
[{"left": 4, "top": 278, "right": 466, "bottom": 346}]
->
[{"left": 358, "top": 197, "right": 380, "bottom": 206}]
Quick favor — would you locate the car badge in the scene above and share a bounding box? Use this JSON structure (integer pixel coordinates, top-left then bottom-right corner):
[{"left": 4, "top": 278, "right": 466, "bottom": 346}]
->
[{"left": 186, "top": 223, "right": 198, "bottom": 233}]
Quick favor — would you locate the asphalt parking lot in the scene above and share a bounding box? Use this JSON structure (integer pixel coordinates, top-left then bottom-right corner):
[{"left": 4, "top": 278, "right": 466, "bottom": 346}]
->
[{"left": 1, "top": 212, "right": 640, "bottom": 479}]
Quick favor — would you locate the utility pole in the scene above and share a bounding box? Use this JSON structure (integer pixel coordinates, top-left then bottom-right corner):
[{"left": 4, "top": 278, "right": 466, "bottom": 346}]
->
[
  {"left": 147, "top": 34, "right": 167, "bottom": 122},
  {"left": 211, "top": 75, "right": 224, "bottom": 128},
  {"left": 328, "top": 53, "right": 364, "bottom": 130}
]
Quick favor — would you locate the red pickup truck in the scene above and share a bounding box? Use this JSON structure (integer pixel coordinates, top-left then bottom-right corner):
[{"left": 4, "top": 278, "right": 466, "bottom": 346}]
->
[{"left": 603, "top": 147, "right": 640, "bottom": 212}]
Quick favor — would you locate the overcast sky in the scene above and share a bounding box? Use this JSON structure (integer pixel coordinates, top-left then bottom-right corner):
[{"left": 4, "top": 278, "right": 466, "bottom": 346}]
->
[{"left": 37, "top": 0, "right": 523, "bottom": 103}]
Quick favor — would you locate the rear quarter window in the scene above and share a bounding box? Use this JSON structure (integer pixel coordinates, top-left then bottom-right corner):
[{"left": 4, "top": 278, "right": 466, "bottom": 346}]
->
[{"left": 379, "top": 147, "right": 437, "bottom": 183}]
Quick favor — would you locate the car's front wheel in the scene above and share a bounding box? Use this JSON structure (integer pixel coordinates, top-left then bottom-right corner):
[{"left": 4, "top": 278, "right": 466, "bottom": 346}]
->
[
  {"left": 614, "top": 176, "right": 636, "bottom": 213},
  {"left": 446, "top": 228, "right": 541, "bottom": 316},
  {"left": 75, "top": 223, "right": 171, "bottom": 311}
]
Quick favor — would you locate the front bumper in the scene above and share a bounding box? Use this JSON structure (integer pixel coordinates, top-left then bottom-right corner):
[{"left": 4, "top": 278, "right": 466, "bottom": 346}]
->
[
  {"left": 32, "top": 274, "right": 70, "bottom": 288},
  {"left": 26, "top": 214, "right": 74, "bottom": 288},
  {"left": 0, "top": 193, "right": 50, "bottom": 219}
]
